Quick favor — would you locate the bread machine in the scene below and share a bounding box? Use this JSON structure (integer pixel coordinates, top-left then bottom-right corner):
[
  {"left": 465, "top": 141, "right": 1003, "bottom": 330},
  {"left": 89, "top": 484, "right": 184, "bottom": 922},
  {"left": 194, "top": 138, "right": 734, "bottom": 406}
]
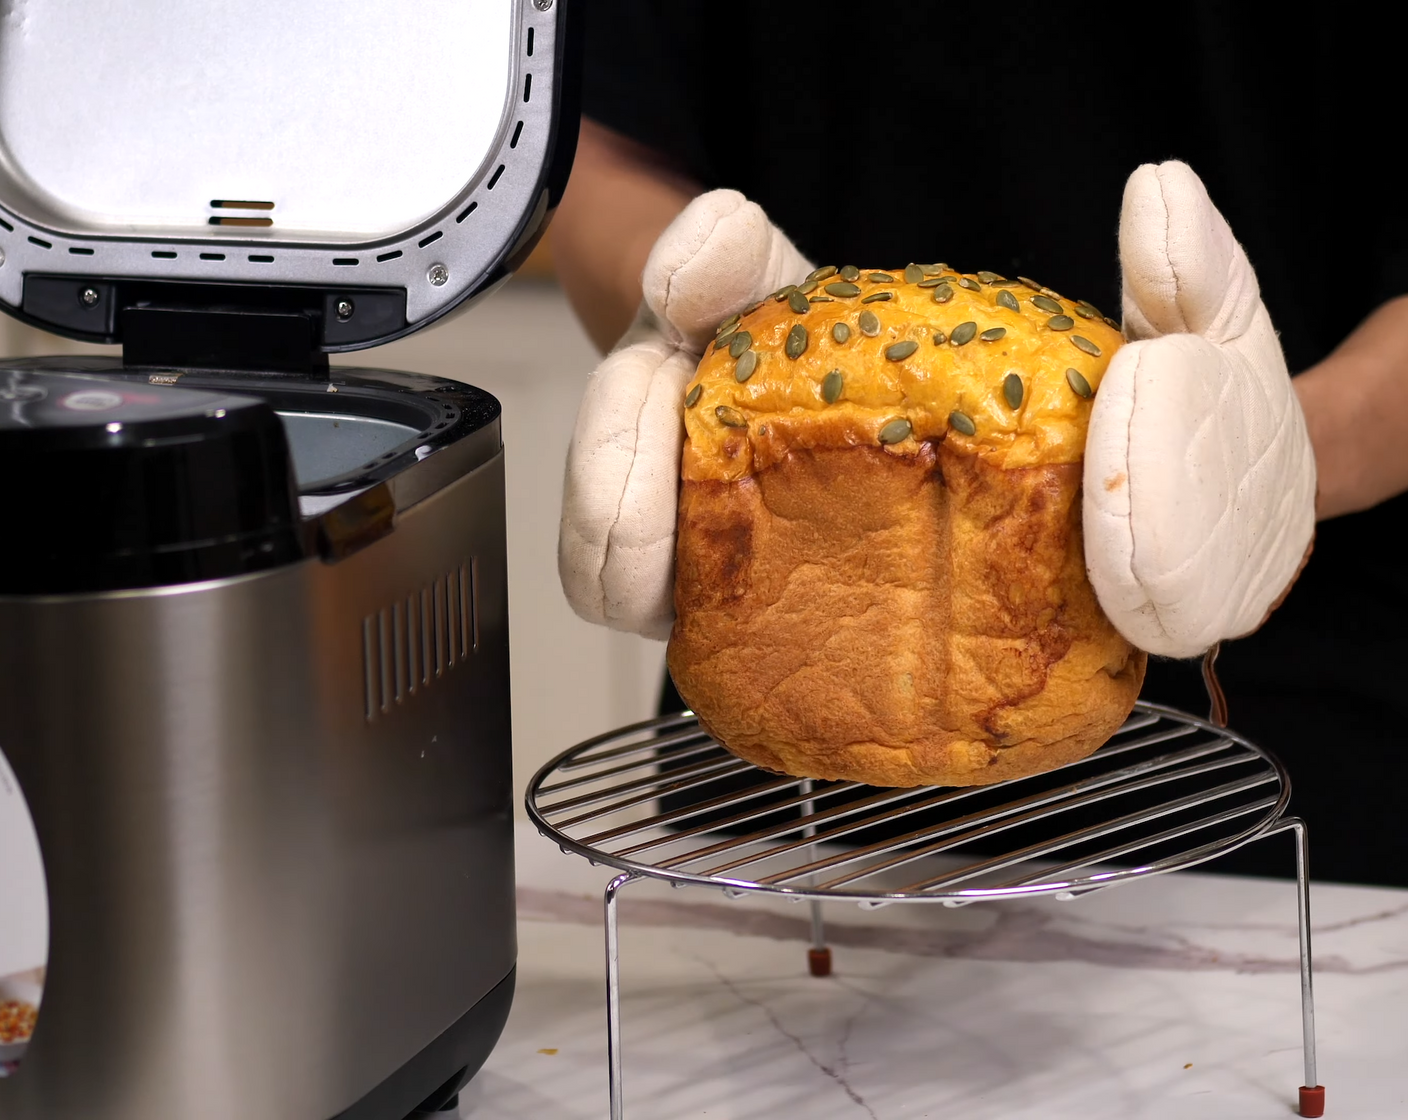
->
[{"left": 0, "top": 2, "right": 577, "bottom": 1117}]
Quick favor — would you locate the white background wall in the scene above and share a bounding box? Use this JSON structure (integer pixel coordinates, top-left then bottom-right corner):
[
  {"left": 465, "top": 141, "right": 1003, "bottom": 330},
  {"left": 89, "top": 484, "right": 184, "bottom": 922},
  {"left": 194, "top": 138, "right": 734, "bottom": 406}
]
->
[{"left": 0, "top": 280, "right": 667, "bottom": 819}]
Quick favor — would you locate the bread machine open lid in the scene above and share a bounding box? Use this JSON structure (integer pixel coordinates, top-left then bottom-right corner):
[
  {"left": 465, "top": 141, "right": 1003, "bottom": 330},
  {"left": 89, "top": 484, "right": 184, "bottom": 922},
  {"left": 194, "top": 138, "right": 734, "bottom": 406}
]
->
[{"left": 0, "top": 0, "right": 579, "bottom": 361}]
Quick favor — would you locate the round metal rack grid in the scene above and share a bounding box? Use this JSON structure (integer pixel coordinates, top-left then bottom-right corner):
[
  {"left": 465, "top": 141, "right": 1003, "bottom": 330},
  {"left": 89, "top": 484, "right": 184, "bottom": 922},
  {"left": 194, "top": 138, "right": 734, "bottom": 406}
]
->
[{"left": 526, "top": 702, "right": 1324, "bottom": 1119}]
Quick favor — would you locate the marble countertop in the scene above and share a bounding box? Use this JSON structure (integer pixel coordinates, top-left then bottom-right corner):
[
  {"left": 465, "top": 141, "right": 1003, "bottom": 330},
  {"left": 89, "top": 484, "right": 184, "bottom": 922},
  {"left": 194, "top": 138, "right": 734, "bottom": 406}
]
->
[{"left": 460, "top": 828, "right": 1408, "bottom": 1120}]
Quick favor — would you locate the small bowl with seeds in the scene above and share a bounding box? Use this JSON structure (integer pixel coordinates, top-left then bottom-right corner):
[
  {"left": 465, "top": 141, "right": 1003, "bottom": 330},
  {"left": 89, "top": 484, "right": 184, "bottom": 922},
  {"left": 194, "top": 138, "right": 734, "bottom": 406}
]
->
[{"left": 0, "top": 974, "right": 42, "bottom": 1067}]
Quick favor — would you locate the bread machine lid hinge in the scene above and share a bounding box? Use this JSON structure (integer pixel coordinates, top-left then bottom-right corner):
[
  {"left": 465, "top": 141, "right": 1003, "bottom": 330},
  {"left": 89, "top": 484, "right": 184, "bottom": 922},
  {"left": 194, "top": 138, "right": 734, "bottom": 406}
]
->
[
  {"left": 19, "top": 273, "right": 408, "bottom": 374},
  {"left": 122, "top": 306, "right": 328, "bottom": 375}
]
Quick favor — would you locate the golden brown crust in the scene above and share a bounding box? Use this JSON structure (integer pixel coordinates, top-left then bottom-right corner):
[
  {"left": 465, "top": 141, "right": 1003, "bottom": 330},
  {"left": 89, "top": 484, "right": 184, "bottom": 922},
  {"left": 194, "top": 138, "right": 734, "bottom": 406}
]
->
[
  {"left": 670, "top": 266, "right": 1142, "bottom": 788},
  {"left": 668, "top": 443, "right": 1145, "bottom": 787},
  {"left": 684, "top": 268, "right": 1123, "bottom": 482}
]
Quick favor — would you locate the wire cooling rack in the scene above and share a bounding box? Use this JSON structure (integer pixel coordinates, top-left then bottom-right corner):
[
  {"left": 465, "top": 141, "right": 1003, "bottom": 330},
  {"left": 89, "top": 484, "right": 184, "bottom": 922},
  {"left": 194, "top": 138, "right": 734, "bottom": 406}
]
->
[{"left": 526, "top": 702, "right": 1324, "bottom": 1119}]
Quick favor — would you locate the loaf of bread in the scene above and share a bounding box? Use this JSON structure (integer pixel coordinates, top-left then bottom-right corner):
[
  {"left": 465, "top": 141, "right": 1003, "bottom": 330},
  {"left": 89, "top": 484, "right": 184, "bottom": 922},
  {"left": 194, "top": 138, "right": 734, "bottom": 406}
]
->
[{"left": 667, "top": 265, "right": 1145, "bottom": 787}]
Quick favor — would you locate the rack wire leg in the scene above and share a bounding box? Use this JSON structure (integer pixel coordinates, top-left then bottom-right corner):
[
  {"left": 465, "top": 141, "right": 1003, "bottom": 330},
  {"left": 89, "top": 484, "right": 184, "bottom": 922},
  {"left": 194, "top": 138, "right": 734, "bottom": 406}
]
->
[
  {"left": 1287, "top": 818, "right": 1324, "bottom": 1117},
  {"left": 807, "top": 900, "right": 831, "bottom": 977},
  {"left": 799, "top": 779, "right": 832, "bottom": 977},
  {"left": 605, "top": 872, "right": 636, "bottom": 1120}
]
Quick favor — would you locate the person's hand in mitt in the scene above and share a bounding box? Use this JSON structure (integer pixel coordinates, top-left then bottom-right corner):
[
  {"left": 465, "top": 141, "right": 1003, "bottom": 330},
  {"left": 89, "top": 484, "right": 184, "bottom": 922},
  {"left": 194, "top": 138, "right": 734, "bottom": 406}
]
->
[
  {"left": 558, "top": 190, "right": 811, "bottom": 638},
  {"left": 559, "top": 162, "right": 1318, "bottom": 664},
  {"left": 1083, "top": 161, "right": 1316, "bottom": 660}
]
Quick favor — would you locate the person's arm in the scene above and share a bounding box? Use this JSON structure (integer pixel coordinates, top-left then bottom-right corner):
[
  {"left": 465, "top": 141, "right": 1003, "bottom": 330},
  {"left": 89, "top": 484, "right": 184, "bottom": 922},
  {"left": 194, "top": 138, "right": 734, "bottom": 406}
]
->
[
  {"left": 1294, "top": 295, "right": 1408, "bottom": 520},
  {"left": 551, "top": 118, "right": 703, "bottom": 353}
]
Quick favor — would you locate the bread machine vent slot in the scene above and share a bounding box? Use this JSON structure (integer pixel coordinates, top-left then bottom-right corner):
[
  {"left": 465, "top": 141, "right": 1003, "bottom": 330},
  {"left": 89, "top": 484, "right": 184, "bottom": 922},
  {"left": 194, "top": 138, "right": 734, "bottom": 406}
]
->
[
  {"left": 208, "top": 199, "right": 275, "bottom": 227},
  {"left": 362, "top": 559, "right": 479, "bottom": 721}
]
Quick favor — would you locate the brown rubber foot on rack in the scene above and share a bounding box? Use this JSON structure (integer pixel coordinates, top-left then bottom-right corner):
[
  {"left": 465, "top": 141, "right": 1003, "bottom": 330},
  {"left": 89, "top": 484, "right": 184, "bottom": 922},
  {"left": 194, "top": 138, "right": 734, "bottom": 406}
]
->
[
  {"left": 808, "top": 947, "right": 832, "bottom": 977},
  {"left": 1298, "top": 1085, "right": 1325, "bottom": 1117}
]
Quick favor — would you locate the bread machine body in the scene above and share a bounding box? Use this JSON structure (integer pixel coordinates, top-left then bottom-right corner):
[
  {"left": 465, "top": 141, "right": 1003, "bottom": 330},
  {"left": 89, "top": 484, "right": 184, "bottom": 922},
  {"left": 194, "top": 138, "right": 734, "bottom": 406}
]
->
[
  {"left": 0, "top": 362, "right": 515, "bottom": 1120},
  {"left": 0, "top": 1, "right": 580, "bottom": 1116}
]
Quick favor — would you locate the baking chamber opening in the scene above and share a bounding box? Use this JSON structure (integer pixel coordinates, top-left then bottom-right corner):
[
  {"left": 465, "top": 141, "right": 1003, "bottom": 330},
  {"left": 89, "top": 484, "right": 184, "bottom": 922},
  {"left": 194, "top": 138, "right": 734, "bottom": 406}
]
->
[
  {"left": 277, "top": 410, "right": 422, "bottom": 489},
  {"left": 0, "top": 746, "right": 46, "bottom": 1076}
]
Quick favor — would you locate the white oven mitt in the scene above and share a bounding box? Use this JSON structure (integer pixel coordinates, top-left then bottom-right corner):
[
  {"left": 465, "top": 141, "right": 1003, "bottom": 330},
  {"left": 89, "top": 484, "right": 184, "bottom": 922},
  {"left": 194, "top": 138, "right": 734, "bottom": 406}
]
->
[
  {"left": 558, "top": 190, "right": 811, "bottom": 639},
  {"left": 1083, "top": 161, "right": 1317, "bottom": 658}
]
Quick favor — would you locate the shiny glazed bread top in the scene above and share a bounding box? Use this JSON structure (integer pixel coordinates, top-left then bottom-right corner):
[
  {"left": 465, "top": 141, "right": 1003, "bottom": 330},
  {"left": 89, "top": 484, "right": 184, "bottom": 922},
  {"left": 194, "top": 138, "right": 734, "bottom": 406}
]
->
[{"left": 683, "top": 266, "right": 1124, "bottom": 481}]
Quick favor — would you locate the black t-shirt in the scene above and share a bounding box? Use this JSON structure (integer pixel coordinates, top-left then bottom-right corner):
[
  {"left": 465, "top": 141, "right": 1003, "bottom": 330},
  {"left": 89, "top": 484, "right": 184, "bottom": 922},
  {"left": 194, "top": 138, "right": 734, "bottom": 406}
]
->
[{"left": 582, "top": 5, "right": 1406, "bottom": 884}]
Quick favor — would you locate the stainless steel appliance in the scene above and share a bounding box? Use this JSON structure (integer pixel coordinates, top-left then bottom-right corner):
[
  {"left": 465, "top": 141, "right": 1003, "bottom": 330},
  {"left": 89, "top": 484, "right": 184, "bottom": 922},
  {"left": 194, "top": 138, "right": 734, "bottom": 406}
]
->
[{"left": 0, "top": 3, "right": 578, "bottom": 1117}]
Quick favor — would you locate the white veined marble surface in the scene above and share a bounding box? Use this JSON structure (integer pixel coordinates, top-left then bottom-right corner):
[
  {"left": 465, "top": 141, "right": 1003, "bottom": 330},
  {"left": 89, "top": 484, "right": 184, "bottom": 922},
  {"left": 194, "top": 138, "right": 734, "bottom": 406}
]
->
[{"left": 457, "top": 827, "right": 1408, "bottom": 1120}]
